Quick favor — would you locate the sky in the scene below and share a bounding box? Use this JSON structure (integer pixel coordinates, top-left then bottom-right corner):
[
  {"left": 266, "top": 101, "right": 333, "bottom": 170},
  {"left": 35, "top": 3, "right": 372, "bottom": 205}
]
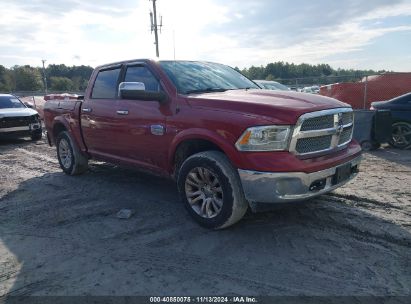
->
[{"left": 1, "top": 0, "right": 411, "bottom": 71}]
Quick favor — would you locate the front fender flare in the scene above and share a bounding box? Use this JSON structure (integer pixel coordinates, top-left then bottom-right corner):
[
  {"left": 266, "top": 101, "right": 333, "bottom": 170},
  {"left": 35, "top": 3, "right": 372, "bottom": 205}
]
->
[{"left": 167, "top": 128, "right": 239, "bottom": 173}]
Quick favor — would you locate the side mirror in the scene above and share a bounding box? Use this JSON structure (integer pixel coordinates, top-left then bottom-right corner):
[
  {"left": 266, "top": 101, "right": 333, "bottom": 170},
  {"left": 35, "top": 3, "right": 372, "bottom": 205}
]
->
[
  {"left": 119, "top": 82, "right": 146, "bottom": 92},
  {"left": 118, "top": 82, "right": 167, "bottom": 103}
]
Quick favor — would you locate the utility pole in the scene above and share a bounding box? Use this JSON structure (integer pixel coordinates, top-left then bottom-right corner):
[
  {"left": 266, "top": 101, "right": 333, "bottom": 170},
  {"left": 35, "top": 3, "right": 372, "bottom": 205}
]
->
[
  {"left": 173, "top": 30, "right": 176, "bottom": 60},
  {"left": 363, "top": 75, "right": 368, "bottom": 109},
  {"left": 150, "top": 0, "right": 162, "bottom": 57},
  {"left": 41, "top": 59, "right": 48, "bottom": 94}
]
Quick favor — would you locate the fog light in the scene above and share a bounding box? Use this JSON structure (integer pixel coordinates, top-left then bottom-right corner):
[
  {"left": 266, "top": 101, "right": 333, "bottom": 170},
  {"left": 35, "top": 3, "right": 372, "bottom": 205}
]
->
[
  {"left": 309, "top": 179, "right": 326, "bottom": 192},
  {"left": 31, "top": 123, "right": 40, "bottom": 130}
]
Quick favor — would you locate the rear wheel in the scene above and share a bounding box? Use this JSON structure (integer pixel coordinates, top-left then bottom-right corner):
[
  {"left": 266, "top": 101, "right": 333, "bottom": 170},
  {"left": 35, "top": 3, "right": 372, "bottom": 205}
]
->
[
  {"left": 56, "top": 131, "right": 88, "bottom": 175},
  {"left": 177, "top": 151, "right": 248, "bottom": 229},
  {"left": 389, "top": 122, "right": 411, "bottom": 149}
]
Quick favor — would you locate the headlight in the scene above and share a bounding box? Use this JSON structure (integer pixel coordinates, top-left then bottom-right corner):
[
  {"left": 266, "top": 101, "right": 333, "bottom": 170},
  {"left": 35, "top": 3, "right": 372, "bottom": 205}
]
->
[
  {"left": 235, "top": 125, "right": 292, "bottom": 151},
  {"left": 31, "top": 114, "right": 40, "bottom": 123}
]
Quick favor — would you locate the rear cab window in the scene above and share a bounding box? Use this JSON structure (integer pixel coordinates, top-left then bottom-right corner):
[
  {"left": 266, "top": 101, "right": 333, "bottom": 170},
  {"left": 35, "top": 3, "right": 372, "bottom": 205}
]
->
[{"left": 91, "top": 68, "right": 121, "bottom": 99}]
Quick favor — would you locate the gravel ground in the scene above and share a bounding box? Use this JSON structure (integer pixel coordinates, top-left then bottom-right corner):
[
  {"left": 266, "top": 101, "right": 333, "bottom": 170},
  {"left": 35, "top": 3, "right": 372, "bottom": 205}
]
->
[{"left": 0, "top": 137, "right": 410, "bottom": 296}]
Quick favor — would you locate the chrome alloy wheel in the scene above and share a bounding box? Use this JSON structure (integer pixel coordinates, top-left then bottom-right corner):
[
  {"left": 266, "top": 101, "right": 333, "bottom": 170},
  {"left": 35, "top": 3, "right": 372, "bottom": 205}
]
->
[
  {"left": 184, "top": 167, "right": 224, "bottom": 218},
  {"left": 392, "top": 122, "right": 411, "bottom": 149},
  {"left": 59, "top": 138, "right": 72, "bottom": 169}
]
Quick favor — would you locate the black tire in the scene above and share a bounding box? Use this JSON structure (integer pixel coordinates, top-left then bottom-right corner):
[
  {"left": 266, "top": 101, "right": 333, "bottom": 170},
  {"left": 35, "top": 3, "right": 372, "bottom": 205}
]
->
[
  {"left": 389, "top": 122, "right": 411, "bottom": 150},
  {"left": 361, "top": 140, "right": 380, "bottom": 151},
  {"left": 56, "top": 131, "right": 88, "bottom": 175},
  {"left": 177, "top": 151, "right": 248, "bottom": 229},
  {"left": 360, "top": 140, "right": 373, "bottom": 151},
  {"left": 372, "top": 142, "right": 381, "bottom": 150},
  {"left": 31, "top": 130, "right": 42, "bottom": 141}
]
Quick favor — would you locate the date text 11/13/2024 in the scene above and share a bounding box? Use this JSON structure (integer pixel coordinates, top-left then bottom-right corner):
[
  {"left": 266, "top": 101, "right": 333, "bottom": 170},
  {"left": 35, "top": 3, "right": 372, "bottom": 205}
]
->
[{"left": 149, "top": 296, "right": 258, "bottom": 303}]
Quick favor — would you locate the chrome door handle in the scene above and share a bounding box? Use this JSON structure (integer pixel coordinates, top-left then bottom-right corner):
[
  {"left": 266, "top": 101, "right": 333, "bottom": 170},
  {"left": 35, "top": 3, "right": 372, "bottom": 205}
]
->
[
  {"left": 116, "top": 110, "right": 129, "bottom": 115},
  {"left": 82, "top": 108, "right": 92, "bottom": 113}
]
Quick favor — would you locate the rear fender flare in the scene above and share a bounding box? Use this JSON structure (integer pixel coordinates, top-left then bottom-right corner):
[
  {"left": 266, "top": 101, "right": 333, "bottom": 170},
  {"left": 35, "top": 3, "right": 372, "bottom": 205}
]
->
[{"left": 51, "top": 117, "right": 87, "bottom": 153}]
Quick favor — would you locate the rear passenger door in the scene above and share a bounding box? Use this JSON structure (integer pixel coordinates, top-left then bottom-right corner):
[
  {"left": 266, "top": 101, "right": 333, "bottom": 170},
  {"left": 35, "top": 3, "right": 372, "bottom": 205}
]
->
[{"left": 81, "top": 66, "right": 123, "bottom": 159}]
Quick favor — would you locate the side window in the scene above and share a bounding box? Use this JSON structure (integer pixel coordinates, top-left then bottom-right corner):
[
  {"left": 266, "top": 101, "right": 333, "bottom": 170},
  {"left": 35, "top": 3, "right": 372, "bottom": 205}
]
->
[
  {"left": 125, "top": 66, "right": 160, "bottom": 92},
  {"left": 91, "top": 68, "right": 121, "bottom": 99}
]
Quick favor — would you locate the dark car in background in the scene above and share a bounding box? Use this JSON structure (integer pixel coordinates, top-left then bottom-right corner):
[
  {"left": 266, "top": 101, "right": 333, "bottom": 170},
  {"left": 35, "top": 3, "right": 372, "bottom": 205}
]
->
[
  {"left": 371, "top": 92, "right": 411, "bottom": 149},
  {"left": 0, "top": 94, "right": 42, "bottom": 141}
]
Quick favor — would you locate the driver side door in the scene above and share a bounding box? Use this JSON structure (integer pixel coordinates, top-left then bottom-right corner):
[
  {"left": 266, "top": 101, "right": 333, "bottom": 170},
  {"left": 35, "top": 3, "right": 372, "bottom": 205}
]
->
[{"left": 115, "top": 64, "right": 171, "bottom": 173}]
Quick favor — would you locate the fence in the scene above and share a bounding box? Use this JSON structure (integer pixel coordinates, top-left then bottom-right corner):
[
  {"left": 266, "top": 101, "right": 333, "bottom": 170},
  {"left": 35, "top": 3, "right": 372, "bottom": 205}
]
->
[
  {"left": 276, "top": 74, "right": 365, "bottom": 90},
  {"left": 4, "top": 72, "right": 411, "bottom": 110},
  {"left": 275, "top": 72, "right": 411, "bottom": 109},
  {"left": 5, "top": 91, "right": 85, "bottom": 97}
]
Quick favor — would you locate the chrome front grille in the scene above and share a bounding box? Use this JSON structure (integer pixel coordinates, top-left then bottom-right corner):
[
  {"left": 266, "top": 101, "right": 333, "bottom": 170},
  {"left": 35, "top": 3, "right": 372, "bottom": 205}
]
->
[
  {"left": 338, "top": 126, "right": 353, "bottom": 145},
  {"left": 295, "top": 135, "right": 333, "bottom": 154},
  {"left": 300, "top": 115, "right": 334, "bottom": 131},
  {"left": 290, "top": 108, "right": 354, "bottom": 156},
  {"left": 341, "top": 112, "right": 354, "bottom": 125}
]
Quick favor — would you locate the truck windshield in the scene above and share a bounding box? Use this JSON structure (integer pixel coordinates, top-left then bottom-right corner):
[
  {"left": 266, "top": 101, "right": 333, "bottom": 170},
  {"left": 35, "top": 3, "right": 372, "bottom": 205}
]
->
[
  {"left": 0, "top": 96, "right": 26, "bottom": 109},
  {"left": 159, "top": 61, "right": 259, "bottom": 94}
]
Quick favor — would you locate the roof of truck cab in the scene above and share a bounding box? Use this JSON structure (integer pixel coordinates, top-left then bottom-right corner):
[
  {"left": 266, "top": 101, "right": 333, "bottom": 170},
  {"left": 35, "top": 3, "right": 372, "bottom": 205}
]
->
[
  {"left": 95, "top": 59, "right": 223, "bottom": 70},
  {"left": 95, "top": 59, "right": 157, "bottom": 69}
]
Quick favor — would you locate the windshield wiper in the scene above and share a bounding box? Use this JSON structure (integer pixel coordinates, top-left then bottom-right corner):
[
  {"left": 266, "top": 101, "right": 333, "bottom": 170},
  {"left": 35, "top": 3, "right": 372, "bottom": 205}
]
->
[
  {"left": 223, "top": 87, "right": 252, "bottom": 92},
  {"left": 185, "top": 88, "right": 228, "bottom": 94}
]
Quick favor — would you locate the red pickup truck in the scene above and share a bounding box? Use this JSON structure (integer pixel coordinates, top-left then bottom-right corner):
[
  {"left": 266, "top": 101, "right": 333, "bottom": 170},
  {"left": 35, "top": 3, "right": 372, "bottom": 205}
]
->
[{"left": 44, "top": 59, "right": 362, "bottom": 229}]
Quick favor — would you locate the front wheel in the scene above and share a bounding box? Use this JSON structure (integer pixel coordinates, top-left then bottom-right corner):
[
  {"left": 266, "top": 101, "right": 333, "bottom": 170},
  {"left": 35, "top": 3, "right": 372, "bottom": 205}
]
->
[
  {"left": 177, "top": 151, "right": 248, "bottom": 229},
  {"left": 56, "top": 131, "right": 88, "bottom": 175},
  {"left": 389, "top": 122, "right": 411, "bottom": 149}
]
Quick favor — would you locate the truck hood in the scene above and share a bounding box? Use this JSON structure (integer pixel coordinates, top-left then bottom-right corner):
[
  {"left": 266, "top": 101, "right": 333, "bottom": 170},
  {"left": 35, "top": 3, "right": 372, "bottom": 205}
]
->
[
  {"left": 0, "top": 108, "right": 38, "bottom": 118},
  {"left": 186, "top": 89, "right": 349, "bottom": 124}
]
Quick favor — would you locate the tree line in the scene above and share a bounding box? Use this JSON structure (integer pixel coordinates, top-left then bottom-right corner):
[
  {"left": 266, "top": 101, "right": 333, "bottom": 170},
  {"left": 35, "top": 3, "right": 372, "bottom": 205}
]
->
[
  {"left": 0, "top": 61, "right": 386, "bottom": 92},
  {"left": 237, "top": 62, "right": 385, "bottom": 86},
  {"left": 0, "top": 64, "right": 93, "bottom": 92}
]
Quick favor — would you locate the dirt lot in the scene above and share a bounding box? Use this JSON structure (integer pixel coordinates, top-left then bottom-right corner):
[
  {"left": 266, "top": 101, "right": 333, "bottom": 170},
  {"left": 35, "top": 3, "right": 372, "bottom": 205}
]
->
[{"left": 0, "top": 137, "right": 410, "bottom": 296}]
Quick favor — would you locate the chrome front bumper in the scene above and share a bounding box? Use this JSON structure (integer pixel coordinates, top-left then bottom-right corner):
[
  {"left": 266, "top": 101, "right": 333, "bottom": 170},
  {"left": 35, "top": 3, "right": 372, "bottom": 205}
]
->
[{"left": 238, "top": 155, "right": 362, "bottom": 204}]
